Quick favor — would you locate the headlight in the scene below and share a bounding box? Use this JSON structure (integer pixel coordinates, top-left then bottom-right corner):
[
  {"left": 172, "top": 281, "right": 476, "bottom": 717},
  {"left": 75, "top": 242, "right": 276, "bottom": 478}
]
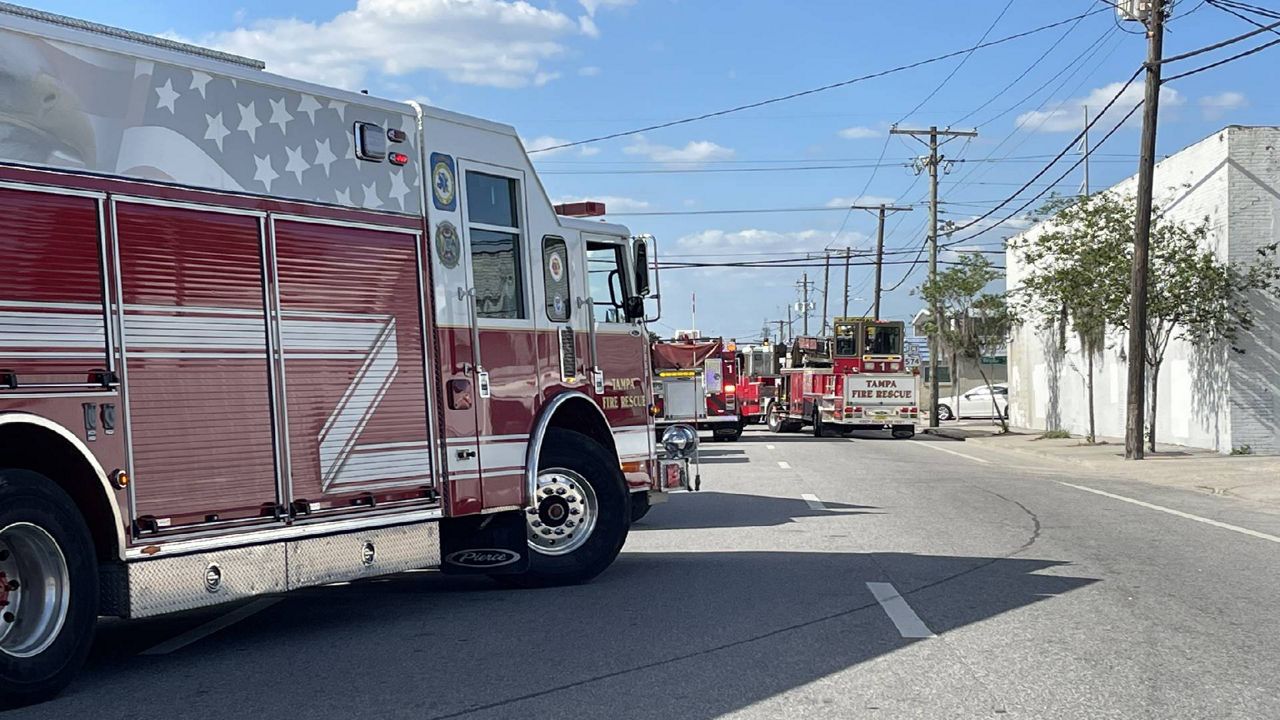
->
[{"left": 661, "top": 424, "right": 698, "bottom": 458}]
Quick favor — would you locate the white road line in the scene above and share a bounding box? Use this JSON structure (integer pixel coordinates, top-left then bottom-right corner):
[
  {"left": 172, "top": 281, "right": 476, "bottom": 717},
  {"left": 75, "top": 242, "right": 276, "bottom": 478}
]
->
[
  {"left": 766, "top": 444, "right": 776, "bottom": 450},
  {"left": 801, "top": 493, "right": 826, "bottom": 511},
  {"left": 1056, "top": 481, "right": 1280, "bottom": 544},
  {"left": 911, "top": 439, "right": 991, "bottom": 464},
  {"left": 866, "top": 582, "right": 936, "bottom": 639},
  {"left": 777, "top": 461, "right": 791, "bottom": 469},
  {"left": 141, "top": 598, "right": 282, "bottom": 656}
]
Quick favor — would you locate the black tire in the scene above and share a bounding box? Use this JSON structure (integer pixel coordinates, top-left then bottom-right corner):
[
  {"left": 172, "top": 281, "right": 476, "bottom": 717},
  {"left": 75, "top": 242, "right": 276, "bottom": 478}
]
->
[
  {"left": 0, "top": 469, "right": 98, "bottom": 708},
  {"left": 716, "top": 427, "right": 742, "bottom": 442},
  {"left": 936, "top": 404, "right": 954, "bottom": 421},
  {"left": 891, "top": 426, "right": 915, "bottom": 439},
  {"left": 630, "top": 492, "right": 651, "bottom": 523},
  {"left": 766, "top": 405, "right": 784, "bottom": 433},
  {"left": 511, "top": 428, "right": 629, "bottom": 587},
  {"left": 781, "top": 420, "right": 805, "bottom": 433}
]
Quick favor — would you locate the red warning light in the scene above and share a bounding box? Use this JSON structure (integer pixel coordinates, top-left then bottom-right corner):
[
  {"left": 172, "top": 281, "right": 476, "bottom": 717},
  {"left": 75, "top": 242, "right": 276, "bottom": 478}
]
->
[{"left": 389, "top": 152, "right": 410, "bottom": 166}]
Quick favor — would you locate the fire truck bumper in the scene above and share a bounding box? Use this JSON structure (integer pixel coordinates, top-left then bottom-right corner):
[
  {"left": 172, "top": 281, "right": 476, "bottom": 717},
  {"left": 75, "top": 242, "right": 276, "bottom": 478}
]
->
[{"left": 654, "top": 415, "right": 740, "bottom": 432}]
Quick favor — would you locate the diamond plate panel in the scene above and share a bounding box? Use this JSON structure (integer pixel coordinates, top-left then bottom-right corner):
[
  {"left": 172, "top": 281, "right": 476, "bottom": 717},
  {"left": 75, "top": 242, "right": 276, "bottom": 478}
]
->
[
  {"left": 287, "top": 523, "right": 441, "bottom": 589},
  {"left": 126, "top": 544, "right": 287, "bottom": 619}
]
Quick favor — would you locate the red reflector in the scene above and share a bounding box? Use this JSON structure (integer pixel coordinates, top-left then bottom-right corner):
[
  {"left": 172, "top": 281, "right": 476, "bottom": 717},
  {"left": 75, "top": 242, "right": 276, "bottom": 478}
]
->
[{"left": 389, "top": 152, "right": 410, "bottom": 166}]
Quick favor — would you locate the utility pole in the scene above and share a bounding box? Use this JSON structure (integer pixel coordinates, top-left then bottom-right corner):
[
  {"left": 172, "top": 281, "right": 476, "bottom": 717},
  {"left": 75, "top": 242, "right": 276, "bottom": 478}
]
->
[
  {"left": 891, "top": 126, "right": 977, "bottom": 428},
  {"left": 842, "top": 247, "right": 852, "bottom": 318},
  {"left": 867, "top": 204, "right": 912, "bottom": 320},
  {"left": 795, "top": 274, "right": 814, "bottom": 336},
  {"left": 1124, "top": 0, "right": 1167, "bottom": 460},
  {"left": 771, "top": 319, "right": 788, "bottom": 344},
  {"left": 821, "top": 251, "right": 831, "bottom": 335}
]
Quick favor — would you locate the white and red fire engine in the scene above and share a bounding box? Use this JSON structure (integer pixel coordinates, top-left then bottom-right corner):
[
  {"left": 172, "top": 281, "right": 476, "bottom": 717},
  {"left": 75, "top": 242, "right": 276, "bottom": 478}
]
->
[
  {"left": 0, "top": 5, "right": 694, "bottom": 703},
  {"left": 764, "top": 318, "right": 919, "bottom": 438},
  {"left": 734, "top": 342, "right": 781, "bottom": 426},
  {"left": 651, "top": 336, "right": 743, "bottom": 441}
]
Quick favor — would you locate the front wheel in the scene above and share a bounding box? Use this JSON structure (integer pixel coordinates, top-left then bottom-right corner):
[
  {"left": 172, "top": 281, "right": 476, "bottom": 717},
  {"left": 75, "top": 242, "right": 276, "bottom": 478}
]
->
[
  {"left": 515, "top": 428, "right": 629, "bottom": 587},
  {"left": 0, "top": 469, "right": 98, "bottom": 708},
  {"left": 766, "top": 405, "right": 785, "bottom": 433},
  {"left": 630, "top": 492, "right": 651, "bottom": 523}
]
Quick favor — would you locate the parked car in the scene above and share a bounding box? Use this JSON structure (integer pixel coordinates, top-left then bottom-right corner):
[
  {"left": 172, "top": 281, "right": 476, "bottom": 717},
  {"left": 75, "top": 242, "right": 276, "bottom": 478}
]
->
[{"left": 936, "top": 383, "right": 1009, "bottom": 420}]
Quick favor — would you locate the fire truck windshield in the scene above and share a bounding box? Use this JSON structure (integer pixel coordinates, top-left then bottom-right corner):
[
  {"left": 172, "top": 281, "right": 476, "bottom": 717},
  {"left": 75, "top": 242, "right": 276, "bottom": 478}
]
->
[{"left": 864, "top": 324, "right": 903, "bottom": 355}]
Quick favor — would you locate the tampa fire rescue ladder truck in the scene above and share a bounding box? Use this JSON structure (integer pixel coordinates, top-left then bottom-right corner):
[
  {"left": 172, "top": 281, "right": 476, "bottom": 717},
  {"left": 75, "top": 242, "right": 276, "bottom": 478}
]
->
[
  {"left": 0, "top": 4, "right": 699, "bottom": 703},
  {"left": 764, "top": 318, "right": 919, "bottom": 438},
  {"left": 651, "top": 336, "right": 743, "bottom": 441}
]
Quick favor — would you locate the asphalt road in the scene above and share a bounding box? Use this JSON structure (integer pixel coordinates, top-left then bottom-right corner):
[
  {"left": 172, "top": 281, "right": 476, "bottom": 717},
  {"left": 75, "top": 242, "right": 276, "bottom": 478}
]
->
[{"left": 14, "top": 427, "right": 1280, "bottom": 719}]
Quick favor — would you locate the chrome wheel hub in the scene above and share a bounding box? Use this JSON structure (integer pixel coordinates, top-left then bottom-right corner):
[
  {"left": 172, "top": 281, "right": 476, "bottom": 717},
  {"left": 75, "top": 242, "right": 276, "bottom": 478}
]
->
[
  {"left": 0, "top": 523, "right": 71, "bottom": 659},
  {"left": 527, "top": 469, "right": 598, "bottom": 556}
]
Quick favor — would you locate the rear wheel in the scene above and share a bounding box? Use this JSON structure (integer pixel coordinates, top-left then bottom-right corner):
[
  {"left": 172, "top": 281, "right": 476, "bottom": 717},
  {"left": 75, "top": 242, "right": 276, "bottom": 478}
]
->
[
  {"left": 0, "top": 469, "right": 98, "bottom": 708},
  {"left": 936, "top": 404, "right": 954, "bottom": 421},
  {"left": 891, "top": 425, "right": 915, "bottom": 439},
  {"left": 715, "top": 426, "right": 742, "bottom": 442},
  {"left": 514, "top": 428, "right": 629, "bottom": 587},
  {"left": 766, "top": 405, "right": 785, "bottom": 433}
]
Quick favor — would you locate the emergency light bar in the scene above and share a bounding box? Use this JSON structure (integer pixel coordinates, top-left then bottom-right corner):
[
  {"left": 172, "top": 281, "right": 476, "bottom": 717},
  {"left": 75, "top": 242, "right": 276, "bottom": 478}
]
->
[{"left": 554, "top": 201, "right": 607, "bottom": 217}]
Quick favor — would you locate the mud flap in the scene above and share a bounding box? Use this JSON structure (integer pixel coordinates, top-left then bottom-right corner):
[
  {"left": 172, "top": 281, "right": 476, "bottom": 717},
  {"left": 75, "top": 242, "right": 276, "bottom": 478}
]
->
[{"left": 439, "top": 509, "right": 530, "bottom": 575}]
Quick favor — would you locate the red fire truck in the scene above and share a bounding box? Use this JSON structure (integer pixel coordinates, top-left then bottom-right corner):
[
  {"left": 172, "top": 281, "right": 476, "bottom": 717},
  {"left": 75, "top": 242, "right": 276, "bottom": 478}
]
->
[
  {"left": 764, "top": 318, "right": 919, "bottom": 439},
  {"left": 651, "top": 337, "right": 742, "bottom": 441},
  {"left": 0, "top": 5, "right": 694, "bottom": 703},
  {"left": 735, "top": 343, "right": 781, "bottom": 425}
]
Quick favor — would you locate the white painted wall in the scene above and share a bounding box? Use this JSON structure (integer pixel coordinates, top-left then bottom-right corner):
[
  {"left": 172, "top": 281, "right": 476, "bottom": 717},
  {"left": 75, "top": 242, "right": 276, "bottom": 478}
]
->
[{"left": 1007, "top": 127, "right": 1279, "bottom": 454}]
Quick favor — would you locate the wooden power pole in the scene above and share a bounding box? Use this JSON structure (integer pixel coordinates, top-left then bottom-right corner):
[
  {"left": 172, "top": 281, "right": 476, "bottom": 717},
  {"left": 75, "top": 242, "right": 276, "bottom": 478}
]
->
[
  {"left": 1124, "top": 0, "right": 1167, "bottom": 460},
  {"left": 891, "top": 126, "right": 976, "bottom": 428}
]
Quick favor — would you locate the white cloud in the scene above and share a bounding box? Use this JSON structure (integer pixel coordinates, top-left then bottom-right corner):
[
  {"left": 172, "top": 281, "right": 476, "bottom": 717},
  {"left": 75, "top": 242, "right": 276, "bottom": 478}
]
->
[
  {"left": 623, "top": 135, "right": 735, "bottom": 163},
  {"left": 578, "top": 14, "right": 599, "bottom": 37},
  {"left": 578, "top": 65, "right": 601, "bottom": 77},
  {"left": 837, "top": 125, "right": 880, "bottom": 140},
  {"left": 1200, "top": 91, "right": 1247, "bottom": 120},
  {"left": 580, "top": 0, "right": 635, "bottom": 16},
  {"left": 524, "top": 135, "right": 600, "bottom": 158},
  {"left": 1015, "top": 81, "right": 1184, "bottom": 133},
  {"left": 186, "top": 0, "right": 622, "bottom": 90},
  {"left": 554, "top": 195, "right": 650, "bottom": 212},
  {"left": 826, "top": 195, "right": 896, "bottom": 208},
  {"left": 579, "top": 145, "right": 601, "bottom": 156}
]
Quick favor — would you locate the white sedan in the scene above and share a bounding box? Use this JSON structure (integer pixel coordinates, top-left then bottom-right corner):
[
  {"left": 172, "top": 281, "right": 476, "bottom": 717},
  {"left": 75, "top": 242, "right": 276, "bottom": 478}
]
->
[{"left": 936, "top": 383, "right": 1009, "bottom": 420}]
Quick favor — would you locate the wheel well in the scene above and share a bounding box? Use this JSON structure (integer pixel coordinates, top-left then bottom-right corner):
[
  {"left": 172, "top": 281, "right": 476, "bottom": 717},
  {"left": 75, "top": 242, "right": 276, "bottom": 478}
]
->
[
  {"left": 546, "top": 398, "right": 619, "bottom": 461},
  {"left": 0, "top": 423, "right": 122, "bottom": 562}
]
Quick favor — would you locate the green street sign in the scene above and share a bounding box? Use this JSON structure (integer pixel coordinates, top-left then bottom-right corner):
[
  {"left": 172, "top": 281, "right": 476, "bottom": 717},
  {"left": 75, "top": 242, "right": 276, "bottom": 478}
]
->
[{"left": 981, "top": 356, "right": 1007, "bottom": 365}]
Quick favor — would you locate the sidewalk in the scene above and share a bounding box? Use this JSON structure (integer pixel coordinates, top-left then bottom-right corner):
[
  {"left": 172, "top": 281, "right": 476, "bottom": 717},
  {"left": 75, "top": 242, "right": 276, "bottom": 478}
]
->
[{"left": 924, "top": 423, "right": 1280, "bottom": 507}]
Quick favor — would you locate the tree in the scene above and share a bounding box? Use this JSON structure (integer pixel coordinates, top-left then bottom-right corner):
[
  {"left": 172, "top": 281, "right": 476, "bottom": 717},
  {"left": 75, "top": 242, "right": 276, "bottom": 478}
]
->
[
  {"left": 1012, "top": 191, "right": 1280, "bottom": 452},
  {"left": 918, "top": 254, "right": 1013, "bottom": 432},
  {"left": 1009, "top": 193, "right": 1131, "bottom": 443},
  {"left": 1134, "top": 217, "right": 1280, "bottom": 451}
]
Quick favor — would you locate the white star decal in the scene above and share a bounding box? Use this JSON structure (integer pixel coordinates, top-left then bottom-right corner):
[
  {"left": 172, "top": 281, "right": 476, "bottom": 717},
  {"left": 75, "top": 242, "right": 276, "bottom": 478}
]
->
[
  {"left": 329, "top": 100, "right": 347, "bottom": 122},
  {"left": 313, "top": 138, "right": 337, "bottom": 177},
  {"left": 190, "top": 71, "right": 212, "bottom": 98},
  {"left": 336, "top": 187, "right": 353, "bottom": 205},
  {"left": 284, "top": 146, "right": 310, "bottom": 184},
  {"left": 237, "top": 101, "right": 261, "bottom": 142},
  {"left": 361, "top": 182, "right": 383, "bottom": 209},
  {"left": 204, "top": 112, "right": 230, "bottom": 151},
  {"left": 387, "top": 169, "right": 410, "bottom": 209},
  {"left": 268, "top": 98, "right": 294, "bottom": 134},
  {"left": 253, "top": 154, "right": 280, "bottom": 192},
  {"left": 297, "top": 94, "right": 323, "bottom": 123},
  {"left": 154, "top": 79, "right": 179, "bottom": 113}
]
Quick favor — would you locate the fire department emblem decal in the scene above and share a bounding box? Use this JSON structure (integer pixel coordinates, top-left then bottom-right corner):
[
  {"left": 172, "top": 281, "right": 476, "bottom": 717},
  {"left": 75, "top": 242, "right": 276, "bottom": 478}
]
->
[
  {"left": 548, "top": 251, "right": 564, "bottom": 282},
  {"left": 430, "top": 152, "right": 457, "bottom": 211},
  {"left": 436, "top": 221, "right": 461, "bottom": 268}
]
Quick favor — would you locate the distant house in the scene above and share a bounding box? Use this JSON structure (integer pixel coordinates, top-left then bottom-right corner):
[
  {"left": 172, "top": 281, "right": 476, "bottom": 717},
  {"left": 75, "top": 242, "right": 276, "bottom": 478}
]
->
[{"left": 1005, "top": 126, "right": 1280, "bottom": 454}]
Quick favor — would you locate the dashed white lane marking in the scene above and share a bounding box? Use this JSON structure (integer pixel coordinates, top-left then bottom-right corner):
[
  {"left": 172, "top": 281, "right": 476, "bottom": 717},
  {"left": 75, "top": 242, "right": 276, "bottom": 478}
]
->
[
  {"left": 867, "top": 582, "right": 936, "bottom": 639},
  {"left": 142, "top": 598, "right": 282, "bottom": 656},
  {"left": 766, "top": 444, "right": 776, "bottom": 450},
  {"left": 777, "top": 461, "right": 791, "bottom": 469},
  {"left": 910, "top": 439, "right": 991, "bottom": 464},
  {"left": 1056, "top": 481, "right": 1280, "bottom": 544},
  {"left": 801, "top": 493, "right": 826, "bottom": 511}
]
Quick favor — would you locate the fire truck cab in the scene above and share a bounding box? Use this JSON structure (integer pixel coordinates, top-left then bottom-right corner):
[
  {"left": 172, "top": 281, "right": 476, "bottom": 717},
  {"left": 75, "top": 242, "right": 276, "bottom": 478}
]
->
[
  {"left": 0, "top": 5, "right": 692, "bottom": 704},
  {"left": 764, "top": 318, "right": 919, "bottom": 438}
]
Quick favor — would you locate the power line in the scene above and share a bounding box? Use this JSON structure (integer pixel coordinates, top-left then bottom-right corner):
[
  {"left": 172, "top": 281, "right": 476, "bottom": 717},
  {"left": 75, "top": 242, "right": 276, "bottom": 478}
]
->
[
  {"left": 527, "top": 6, "right": 1111, "bottom": 154},
  {"left": 1163, "top": 32, "right": 1280, "bottom": 79}
]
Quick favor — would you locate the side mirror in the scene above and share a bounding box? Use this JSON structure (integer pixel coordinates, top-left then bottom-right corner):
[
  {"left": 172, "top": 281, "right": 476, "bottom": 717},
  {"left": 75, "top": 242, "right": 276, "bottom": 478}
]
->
[
  {"left": 634, "top": 237, "right": 651, "bottom": 297},
  {"left": 623, "top": 296, "right": 645, "bottom": 321}
]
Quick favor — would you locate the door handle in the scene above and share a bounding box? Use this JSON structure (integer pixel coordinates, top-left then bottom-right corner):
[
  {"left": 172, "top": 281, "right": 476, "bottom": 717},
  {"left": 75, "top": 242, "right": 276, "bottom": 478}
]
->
[{"left": 455, "top": 448, "right": 477, "bottom": 461}]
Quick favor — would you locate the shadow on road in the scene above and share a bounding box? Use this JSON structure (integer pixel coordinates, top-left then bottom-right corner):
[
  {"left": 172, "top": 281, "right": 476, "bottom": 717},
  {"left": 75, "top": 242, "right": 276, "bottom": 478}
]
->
[
  {"left": 56, "top": 549, "right": 1096, "bottom": 720},
  {"left": 693, "top": 447, "right": 750, "bottom": 465},
  {"left": 633, "top": 491, "right": 876, "bottom": 530}
]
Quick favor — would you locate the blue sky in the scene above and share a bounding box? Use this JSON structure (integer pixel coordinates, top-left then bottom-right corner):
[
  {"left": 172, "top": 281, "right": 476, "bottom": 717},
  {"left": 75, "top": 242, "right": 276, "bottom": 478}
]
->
[{"left": 27, "top": 0, "right": 1279, "bottom": 340}]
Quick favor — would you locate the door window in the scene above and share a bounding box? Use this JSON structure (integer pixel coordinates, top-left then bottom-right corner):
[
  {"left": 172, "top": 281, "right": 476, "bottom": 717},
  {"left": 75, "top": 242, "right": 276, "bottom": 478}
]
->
[
  {"left": 586, "top": 241, "right": 627, "bottom": 324},
  {"left": 542, "top": 236, "right": 570, "bottom": 322},
  {"left": 465, "top": 171, "right": 524, "bottom": 320}
]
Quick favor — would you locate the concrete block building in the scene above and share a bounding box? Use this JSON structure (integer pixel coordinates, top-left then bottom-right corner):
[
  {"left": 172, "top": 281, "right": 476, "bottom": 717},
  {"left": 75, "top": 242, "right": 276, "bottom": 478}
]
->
[{"left": 1005, "top": 126, "right": 1280, "bottom": 454}]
